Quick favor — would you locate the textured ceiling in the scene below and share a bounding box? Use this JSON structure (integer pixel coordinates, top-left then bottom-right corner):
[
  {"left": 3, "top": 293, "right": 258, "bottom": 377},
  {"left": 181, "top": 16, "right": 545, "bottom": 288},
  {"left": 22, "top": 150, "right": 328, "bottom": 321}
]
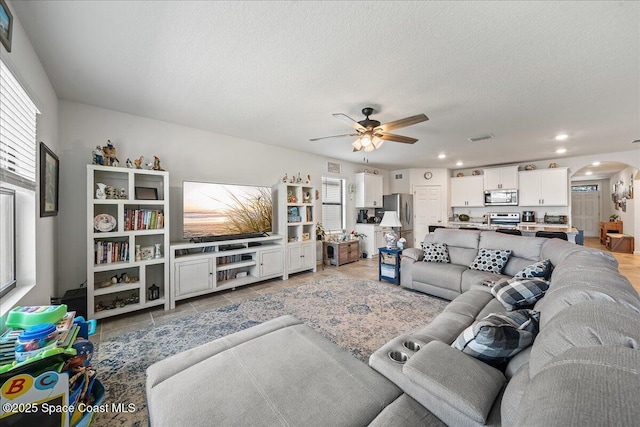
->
[{"left": 11, "top": 1, "right": 640, "bottom": 170}]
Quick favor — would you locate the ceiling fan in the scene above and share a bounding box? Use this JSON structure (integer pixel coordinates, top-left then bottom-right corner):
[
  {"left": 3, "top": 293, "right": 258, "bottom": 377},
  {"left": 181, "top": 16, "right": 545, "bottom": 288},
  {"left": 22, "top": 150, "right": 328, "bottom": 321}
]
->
[{"left": 310, "top": 107, "right": 428, "bottom": 152}]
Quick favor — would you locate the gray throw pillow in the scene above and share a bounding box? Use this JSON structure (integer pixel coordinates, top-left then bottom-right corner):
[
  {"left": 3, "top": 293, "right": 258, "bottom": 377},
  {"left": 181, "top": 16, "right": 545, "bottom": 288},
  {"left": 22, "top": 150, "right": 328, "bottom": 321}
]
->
[
  {"left": 514, "top": 259, "right": 552, "bottom": 280},
  {"left": 492, "top": 277, "right": 550, "bottom": 311},
  {"left": 422, "top": 242, "right": 450, "bottom": 263},
  {"left": 452, "top": 309, "right": 540, "bottom": 364},
  {"left": 469, "top": 248, "right": 511, "bottom": 273}
]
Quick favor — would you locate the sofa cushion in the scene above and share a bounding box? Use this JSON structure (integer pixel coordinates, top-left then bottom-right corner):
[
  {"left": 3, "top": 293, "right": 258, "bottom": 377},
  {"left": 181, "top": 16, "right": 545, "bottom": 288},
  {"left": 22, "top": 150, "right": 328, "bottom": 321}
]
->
[
  {"left": 452, "top": 309, "right": 540, "bottom": 364},
  {"left": 433, "top": 229, "right": 480, "bottom": 266},
  {"left": 421, "top": 242, "right": 450, "bottom": 263},
  {"left": 469, "top": 248, "right": 511, "bottom": 274},
  {"left": 491, "top": 277, "right": 550, "bottom": 311},
  {"left": 518, "top": 346, "right": 640, "bottom": 426},
  {"left": 529, "top": 301, "right": 640, "bottom": 377},
  {"left": 500, "top": 362, "right": 530, "bottom": 425},
  {"left": 514, "top": 259, "right": 552, "bottom": 279},
  {"left": 411, "top": 262, "right": 467, "bottom": 294}
]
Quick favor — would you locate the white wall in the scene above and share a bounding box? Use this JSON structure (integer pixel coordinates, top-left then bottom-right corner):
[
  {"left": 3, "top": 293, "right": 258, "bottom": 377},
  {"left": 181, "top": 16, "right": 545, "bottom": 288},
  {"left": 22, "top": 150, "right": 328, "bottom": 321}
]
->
[
  {"left": 0, "top": 0, "right": 59, "bottom": 309},
  {"left": 57, "top": 101, "right": 378, "bottom": 294},
  {"left": 608, "top": 166, "right": 638, "bottom": 239}
]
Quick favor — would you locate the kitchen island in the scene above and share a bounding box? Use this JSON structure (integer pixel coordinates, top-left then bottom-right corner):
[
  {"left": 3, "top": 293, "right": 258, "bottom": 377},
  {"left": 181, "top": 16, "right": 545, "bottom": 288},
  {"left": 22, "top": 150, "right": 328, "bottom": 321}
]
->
[{"left": 446, "top": 222, "right": 579, "bottom": 243}]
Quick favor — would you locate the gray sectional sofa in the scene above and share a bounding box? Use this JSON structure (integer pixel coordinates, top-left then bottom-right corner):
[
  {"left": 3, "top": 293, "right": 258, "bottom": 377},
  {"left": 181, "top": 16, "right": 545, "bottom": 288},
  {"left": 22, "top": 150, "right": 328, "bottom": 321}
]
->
[{"left": 147, "top": 231, "right": 640, "bottom": 426}]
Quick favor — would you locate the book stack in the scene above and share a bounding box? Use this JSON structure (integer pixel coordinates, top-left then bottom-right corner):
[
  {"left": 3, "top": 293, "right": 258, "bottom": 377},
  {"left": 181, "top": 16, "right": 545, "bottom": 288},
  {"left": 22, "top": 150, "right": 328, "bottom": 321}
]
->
[
  {"left": 124, "top": 208, "right": 164, "bottom": 230},
  {"left": 0, "top": 329, "right": 20, "bottom": 364},
  {"left": 95, "top": 241, "right": 129, "bottom": 264}
]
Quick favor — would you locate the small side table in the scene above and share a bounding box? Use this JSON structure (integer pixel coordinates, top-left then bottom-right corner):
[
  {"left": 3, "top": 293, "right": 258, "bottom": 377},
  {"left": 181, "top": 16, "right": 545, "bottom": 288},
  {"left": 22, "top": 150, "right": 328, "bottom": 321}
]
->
[{"left": 379, "top": 247, "right": 402, "bottom": 285}]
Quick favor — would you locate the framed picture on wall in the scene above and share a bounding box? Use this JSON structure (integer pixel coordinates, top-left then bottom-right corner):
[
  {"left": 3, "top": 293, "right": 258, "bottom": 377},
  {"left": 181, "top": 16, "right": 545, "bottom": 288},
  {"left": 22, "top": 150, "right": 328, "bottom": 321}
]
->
[
  {"left": 0, "top": 0, "right": 13, "bottom": 53},
  {"left": 40, "top": 142, "right": 59, "bottom": 217}
]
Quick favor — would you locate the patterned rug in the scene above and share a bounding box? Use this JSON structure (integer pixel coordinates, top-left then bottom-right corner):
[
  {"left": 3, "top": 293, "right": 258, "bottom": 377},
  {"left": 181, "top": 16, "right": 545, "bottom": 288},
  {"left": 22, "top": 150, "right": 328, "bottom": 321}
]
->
[{"left": 92, "top": 274, "right": 448, "bottom": 426}]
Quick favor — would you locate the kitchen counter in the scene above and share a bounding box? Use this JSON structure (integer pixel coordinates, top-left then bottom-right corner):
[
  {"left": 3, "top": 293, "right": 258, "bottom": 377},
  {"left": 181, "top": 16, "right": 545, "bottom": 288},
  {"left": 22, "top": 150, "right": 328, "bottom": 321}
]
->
[{"left": 445, "top": 222, "right": 578, "bottom": 243}]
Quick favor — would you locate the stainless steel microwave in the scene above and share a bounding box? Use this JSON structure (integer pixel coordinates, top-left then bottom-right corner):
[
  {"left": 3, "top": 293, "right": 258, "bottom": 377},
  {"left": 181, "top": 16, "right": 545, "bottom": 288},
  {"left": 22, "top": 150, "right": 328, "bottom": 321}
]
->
[{"left": 484, "top": 189, "right": 518, "bottom": 206}]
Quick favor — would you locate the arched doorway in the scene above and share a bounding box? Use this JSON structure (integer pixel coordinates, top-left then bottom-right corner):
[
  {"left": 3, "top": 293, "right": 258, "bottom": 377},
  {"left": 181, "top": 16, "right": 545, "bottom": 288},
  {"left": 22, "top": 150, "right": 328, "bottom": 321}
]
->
[{"left": 571, "top": 162, "right": 637, "bottom": 250}]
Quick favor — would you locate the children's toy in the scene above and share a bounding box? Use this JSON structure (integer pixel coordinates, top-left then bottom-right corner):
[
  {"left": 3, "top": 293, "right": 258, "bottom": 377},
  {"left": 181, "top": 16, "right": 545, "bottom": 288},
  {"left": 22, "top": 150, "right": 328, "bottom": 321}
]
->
[
  {"left": 5, "top": 305, "right": 67, "bottom": 329},
  {"left": 15, "top": 324, "right": 59, "bottom": 363}
]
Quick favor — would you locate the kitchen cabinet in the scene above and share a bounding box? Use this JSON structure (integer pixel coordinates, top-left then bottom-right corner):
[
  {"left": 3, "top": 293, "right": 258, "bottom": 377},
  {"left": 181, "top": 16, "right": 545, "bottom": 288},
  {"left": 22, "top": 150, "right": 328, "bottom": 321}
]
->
[
  {"left": 355, "top": 224, "right": 376, "bottom": 258},
  {"left": 355, "top": 173, "right": 383, "bottom": 208},
  {"left": 450, "top": 176, "right": 484, "bottom": 207},
  {"left": 519, "top": 168, "right": 568, "bottom": 206},
  {"left": 483, "top": 166, "right": 518, "bottom": 190}
]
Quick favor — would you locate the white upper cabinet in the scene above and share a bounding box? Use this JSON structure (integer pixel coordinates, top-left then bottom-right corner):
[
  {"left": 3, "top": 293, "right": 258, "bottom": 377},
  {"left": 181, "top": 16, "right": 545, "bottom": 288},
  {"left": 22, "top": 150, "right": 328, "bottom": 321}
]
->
[
  {"left": 518, "top": 168, "right": 568, "bottom": 206},
  {"left": 355, "top": 173, "right": 383, "bottom": 208},
  {"left": 450, "top": 176, "right": 484, "bottom": 207},
  {"left": 483, "top": 166, "right": 519, "bottom": 190}
]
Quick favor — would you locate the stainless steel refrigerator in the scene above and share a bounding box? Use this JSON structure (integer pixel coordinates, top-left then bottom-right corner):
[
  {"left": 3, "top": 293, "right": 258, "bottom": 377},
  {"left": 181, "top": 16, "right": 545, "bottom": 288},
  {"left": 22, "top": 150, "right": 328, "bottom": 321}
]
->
[{"left": 381, "top": 193, "right": 414, "bottom": 248}]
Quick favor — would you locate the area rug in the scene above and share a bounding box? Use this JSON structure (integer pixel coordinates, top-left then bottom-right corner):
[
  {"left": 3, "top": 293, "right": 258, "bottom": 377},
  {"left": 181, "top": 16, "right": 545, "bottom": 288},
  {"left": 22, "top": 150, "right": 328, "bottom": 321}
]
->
[{"left": 92, "top": 274, "right": 448, "bottom": 426}]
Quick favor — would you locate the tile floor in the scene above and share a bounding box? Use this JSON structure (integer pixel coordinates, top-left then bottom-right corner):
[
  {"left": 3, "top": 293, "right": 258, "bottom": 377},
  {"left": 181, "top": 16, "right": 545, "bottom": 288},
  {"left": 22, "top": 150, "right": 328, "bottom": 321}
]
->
[{"left": 95, "top": 238, "right": 639, "bottom": 343}]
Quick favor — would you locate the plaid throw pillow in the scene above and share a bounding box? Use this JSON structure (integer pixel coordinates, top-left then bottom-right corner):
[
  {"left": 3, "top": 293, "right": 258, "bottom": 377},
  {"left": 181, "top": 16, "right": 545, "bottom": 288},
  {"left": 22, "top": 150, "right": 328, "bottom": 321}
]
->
[
  {"left": 514, "top": 259, "right": 552, "bottom": 280},
  {"left": 422, "top": 242, "right": 450, "bottom": 263},
  {"left": 452, "top": 309, "right": 540, "bottom": 364},
  {"left": 492, "top": 277, "right": 550, "bottom": 311},
  {"left": 469, "top": 248, "right": 511, "bottom": 273}
]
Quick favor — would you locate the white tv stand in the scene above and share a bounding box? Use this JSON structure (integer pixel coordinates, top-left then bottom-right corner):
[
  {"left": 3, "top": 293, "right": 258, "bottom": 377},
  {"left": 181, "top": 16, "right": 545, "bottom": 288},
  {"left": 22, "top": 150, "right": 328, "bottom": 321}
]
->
[{"left": 169, "top": 235, "right": 285, "bottom": 309}]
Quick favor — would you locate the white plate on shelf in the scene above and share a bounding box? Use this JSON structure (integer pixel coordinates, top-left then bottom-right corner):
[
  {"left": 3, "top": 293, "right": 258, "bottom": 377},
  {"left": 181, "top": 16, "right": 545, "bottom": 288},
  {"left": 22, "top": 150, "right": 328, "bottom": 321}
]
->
[{"left": 94, "top": 214, "right": 116, "bottom": 232}]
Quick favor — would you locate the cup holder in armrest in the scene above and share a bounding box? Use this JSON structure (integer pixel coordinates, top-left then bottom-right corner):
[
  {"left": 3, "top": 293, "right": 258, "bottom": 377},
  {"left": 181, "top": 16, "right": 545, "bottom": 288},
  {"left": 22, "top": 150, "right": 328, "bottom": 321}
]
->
[
  {"left": 388, "top": 350, "right": 409, "bottom": 363},
  {"left": 403, "top": 341, "right": 421, "bottom": 352}
]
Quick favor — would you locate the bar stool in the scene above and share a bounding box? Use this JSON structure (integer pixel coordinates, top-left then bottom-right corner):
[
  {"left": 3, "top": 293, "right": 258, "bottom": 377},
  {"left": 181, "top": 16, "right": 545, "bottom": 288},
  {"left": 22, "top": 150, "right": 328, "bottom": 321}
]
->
[
  {"left": 535, "top": 231, "right": 568, "bottom": 240},
  {"left": 496, "top": 229, "right": 522, "bottom": 236}
]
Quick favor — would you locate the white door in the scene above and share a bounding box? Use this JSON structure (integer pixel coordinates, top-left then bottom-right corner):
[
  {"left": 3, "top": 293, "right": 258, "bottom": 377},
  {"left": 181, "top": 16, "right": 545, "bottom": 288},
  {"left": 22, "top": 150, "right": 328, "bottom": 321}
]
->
[
  {"left": 572, "top": 190, "right": 600, "bottom": 237},
  {"left": 414, "top": 185, "right": 443, "bottom": 246}
]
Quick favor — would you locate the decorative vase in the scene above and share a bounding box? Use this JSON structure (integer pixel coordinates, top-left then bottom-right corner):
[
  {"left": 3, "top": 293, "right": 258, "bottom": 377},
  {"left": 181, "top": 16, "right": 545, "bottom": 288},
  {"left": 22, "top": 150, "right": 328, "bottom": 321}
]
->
[
  {"left": 154, "top": 243, "right": 162, "bottom": 259},
  {"left": 135, "top": 245, "right": 142, "bottom": 261},
  {"left": 96, "top": 183, "right": 106, "bottom": 199}
]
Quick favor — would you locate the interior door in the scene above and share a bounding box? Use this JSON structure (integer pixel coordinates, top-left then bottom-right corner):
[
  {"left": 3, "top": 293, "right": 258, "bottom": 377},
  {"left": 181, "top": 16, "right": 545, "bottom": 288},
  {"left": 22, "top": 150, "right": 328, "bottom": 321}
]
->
[
  {"left": 572, "top": 190, "right": 600, "bottom": 237},
  {"left": 413, "top": 185, "right": 443, "bottom": 246}
]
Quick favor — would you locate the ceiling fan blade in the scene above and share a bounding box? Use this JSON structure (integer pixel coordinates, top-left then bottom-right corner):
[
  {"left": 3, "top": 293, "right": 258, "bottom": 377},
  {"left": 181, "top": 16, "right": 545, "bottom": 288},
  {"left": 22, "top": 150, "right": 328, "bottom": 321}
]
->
[
  {"left": 310, "top": 133, "right": 359, "bottom": 142},
  {"left": 333, "top": 113, "right": 367, "bottom": 132},
  {"left": 376, "top": 132, "right": 418, "bottom": 144},
  {"left": 376, "top": 114, "right": 428, "bottom": 132}
]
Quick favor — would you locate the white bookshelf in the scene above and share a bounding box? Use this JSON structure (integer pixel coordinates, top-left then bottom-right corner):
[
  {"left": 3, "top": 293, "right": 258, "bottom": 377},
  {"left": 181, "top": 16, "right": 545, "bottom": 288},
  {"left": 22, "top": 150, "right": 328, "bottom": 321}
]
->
[{"left": 86, "top": 165, "right": 170, "bottom": 319}]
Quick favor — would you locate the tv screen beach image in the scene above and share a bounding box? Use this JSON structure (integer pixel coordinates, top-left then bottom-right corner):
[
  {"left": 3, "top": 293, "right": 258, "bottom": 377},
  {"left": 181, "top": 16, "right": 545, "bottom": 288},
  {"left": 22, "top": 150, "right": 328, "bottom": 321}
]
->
[{"left": 183, "top": 182, "right": 272, "bottom": 238}]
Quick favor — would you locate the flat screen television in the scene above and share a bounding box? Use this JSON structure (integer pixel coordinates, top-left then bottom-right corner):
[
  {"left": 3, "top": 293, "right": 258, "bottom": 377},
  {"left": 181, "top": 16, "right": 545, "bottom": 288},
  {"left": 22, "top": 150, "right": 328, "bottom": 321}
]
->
[{"left": 183, "top": 181, "right": 272, "bottom": 241}]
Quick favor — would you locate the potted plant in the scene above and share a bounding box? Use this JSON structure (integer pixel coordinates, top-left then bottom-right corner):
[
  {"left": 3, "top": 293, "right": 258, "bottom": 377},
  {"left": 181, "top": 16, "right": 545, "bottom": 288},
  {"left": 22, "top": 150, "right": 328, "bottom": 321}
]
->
[
  {"left": 610, "top": 214, "right": 619, "bottom": 222},
  {"left": 316, "top": 222, "right": 327, "bottom": 241}
]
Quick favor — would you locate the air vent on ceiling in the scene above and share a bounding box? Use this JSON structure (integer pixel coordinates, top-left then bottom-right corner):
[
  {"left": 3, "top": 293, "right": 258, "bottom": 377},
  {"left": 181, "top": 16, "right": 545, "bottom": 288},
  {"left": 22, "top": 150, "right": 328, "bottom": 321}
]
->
[
  {"left": 468, "top": 133, "right": 494, "bottom": 142},
  {"left": 395, "top": 174, "right": 403, "bottom": 179}
]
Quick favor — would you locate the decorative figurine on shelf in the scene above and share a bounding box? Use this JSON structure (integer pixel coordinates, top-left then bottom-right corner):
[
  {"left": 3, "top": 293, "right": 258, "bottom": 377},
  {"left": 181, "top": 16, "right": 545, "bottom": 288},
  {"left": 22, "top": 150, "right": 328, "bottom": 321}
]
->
[
  {"left": 548, "top": 162, "right": 558, "bottom": 168},
  {"left": 134, "top": 156, "right": 144, "bottom": 169},
  {"left": 135, "top": 245, "right": 142, "bottom": 261},
  {"left": 303, "top": 191, "right": 311, "bottom": 203},
  {"left": 146, "top": 161, "right": 154, "bottom": 170},
  {"left": 524, "top": 164, "right": 536, "bottom": 171},
  {"left": 112, "top": 157, "right": 120, "bottom": 167},
  {"left": 126, "top": 158, "right": 133, "bottom": 168},
  {"left": 93, "top": 146, "right": 104, "bottom": 165},
  {"left": 102, "top": 140, "right": 117, "bottom": 166},
  {"left": 296, "top": 172, "right": 302, "bottom": 183},
  {"left": 282, "top": 173, "right": 288, "bottom": 183},
  {"left": 119, "top": 188, "right": 127, "bottom": 199},
  {"left": 305, "top": 174, "right": 311, "bottom": 184},
  {"left": 105, "top": 186, "right": 117, "bottom": 199},
  {"left": 95, "top": 183, "right": 106, "bottom": 199},
  {"left": 153, "top": 156, "right": 164, "bottom": 171},
  {"left": 154, "top": 243, "right": 162, "bottom": 259},
  {"left": 287, "top": 190, "right": 297, "bottom": 203}
]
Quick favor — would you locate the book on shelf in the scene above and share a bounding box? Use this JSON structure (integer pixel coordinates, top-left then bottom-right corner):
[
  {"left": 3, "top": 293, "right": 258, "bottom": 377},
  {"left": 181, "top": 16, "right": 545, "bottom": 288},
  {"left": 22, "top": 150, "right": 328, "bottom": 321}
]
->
[
  {"left": 95, "top": 241, "right": 129, "bottom": 264},
  {"left": 124, "top": 208, "right": 165, "bottom": 231}
]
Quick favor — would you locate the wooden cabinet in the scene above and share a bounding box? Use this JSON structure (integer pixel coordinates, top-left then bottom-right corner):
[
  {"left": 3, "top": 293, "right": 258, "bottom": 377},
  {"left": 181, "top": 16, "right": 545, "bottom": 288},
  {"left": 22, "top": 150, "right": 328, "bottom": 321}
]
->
[
  {"left": 87, "top": 165, "right": 170, "bottom": 319},
  {"left": 519, "top": 168, "right": 568, "bottom": 206},
  {"left": 599, "top": 221, "right": 623, "bottom": 245},
  {"left": 450, "top": 176, "right": 484, "bottom": 207},
  {"left": 355, "top": 173, "right": 383, "bottom": 208},
  {"left": 169, "top": 235, "right": 285, "bottom": 308},
  {"left": 483, "top": 166, "right": 518, "bottom": 190},
  {"left": 323, "top": 240, "right": 359, "bottom": 266},
  {"left": 287, "top": 242, "right": 315, "bottom": 273}
]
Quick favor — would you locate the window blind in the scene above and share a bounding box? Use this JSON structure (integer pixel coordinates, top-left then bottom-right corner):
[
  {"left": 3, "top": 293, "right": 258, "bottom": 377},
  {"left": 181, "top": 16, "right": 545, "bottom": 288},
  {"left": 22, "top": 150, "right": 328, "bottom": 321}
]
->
[
  {"left": 0, "top": 60, "right": 39, "bottom": 190},
  {"left": 321, "top": 177, "right": 344, "bottom": 232}
]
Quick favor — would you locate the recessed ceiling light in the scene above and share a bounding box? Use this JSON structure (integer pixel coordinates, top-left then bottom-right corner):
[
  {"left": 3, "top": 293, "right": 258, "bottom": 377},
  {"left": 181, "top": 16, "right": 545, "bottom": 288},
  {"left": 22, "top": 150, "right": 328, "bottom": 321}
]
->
[
  {"left": 438, "top": 154, "right": 446, "bottom": 159},
  {"left": 556, "top": 148, "right": 567, "bottom": 154},
  {"left": 592, "top": 161, "right": 600, "bottom": 166},
  {"left": 585, "top": 171, "right": 593, "bottom": 176},
  {"left": 456, "top": 161, "right": 463, "bottom": 166},
  {"left": 555, "top": 134, "right": 569, "bottom": 141}
]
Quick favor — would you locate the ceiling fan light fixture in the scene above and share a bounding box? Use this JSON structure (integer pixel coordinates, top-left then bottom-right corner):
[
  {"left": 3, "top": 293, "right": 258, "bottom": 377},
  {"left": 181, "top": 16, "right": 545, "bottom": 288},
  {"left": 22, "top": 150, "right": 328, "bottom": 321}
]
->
[
  {"left": 372, "top": 136, "right": 384, "bottom": 149},
  {"left": 352, "top": 139, "right": 363, "bottom": 151},
  {"left": 360, "top": 132, "right": 373, "bottom": 147},
  {"left": 364, "top": 143, "right": 375, "bottom": 152}
]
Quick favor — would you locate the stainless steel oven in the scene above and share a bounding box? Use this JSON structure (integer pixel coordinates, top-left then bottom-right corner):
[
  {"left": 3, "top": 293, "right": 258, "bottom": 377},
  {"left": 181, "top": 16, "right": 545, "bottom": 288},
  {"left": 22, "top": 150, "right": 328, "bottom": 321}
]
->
[{"left": 484, "top": 189, "right": 518, "bottom": 206}]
